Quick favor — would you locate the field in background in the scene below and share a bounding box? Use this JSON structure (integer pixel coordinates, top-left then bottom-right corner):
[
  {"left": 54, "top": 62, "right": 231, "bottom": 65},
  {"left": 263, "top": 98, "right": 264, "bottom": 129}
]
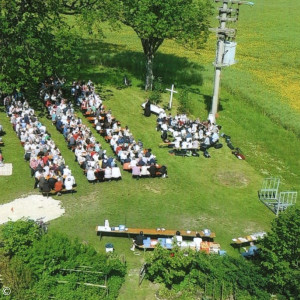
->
[{"left": 0, "top": 0, "right": 299, "bottom": 298}]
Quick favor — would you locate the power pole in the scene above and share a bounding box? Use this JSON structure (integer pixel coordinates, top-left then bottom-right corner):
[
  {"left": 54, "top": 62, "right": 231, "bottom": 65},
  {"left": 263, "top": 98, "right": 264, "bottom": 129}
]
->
[{"left": 209, "top": 0, "right": 254, "bottom": 124}]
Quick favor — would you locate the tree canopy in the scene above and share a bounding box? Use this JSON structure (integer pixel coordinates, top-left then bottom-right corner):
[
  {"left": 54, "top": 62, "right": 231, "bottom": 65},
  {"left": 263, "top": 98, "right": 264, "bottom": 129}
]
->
[
  {"left": 258, "top": 207, "right": 300, "bottom": 298},
  {"left": 0, "top": 220, "right": 126, "bottom": 299},
  {"left": 0, "top": 0, "right": 78, "bottom": 97},
  {"left": 117, "top": 0, "right": 213, "bottom": 90},
  {"left": 146, "top": 245, "right": 269, "bottom": 299},
  {"left": 75, "top": 0, "right": 213, "bottom": 90}
]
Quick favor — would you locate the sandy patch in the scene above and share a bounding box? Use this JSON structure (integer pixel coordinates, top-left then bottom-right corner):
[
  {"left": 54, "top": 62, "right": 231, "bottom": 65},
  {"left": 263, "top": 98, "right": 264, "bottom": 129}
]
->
[
  {"left": 0, "top": 195, "right": 65, "bottom": 225},
  {"left": 144, "top": 185, "right": 161, "bottom": 194},
  {"left": 216, "top": 171, "right": 249, "bottom": 188},
  {"left": 0, "top": 163, "right": 13, "bottom": 176}
]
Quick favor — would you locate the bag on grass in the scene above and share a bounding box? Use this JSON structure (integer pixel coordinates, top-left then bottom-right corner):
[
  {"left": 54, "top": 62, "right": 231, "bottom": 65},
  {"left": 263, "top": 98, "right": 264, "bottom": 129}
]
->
[
  {"left": 214, "top": 143, "right": 223, "bottom": 149},
  {"left": 203, "top": 150, "right": 211, "bottom": 158},
  {"left": 227, "top": 142, "right": 235, "bottom": 150}
]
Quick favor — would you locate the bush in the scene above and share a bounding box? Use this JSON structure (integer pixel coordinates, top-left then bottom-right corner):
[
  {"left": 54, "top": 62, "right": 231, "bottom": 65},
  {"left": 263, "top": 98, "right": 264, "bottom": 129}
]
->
[
  {"left": 146, "top": 246, "right": 269, "bottom": 299},
  {"left": 1, "top": 219, "right": 40, "bottom": 257},
  {"left": 149, "top": 90, "right": 162, "bottom": 105},
  {"left": 0, "top": 220, "right": 126, "bottom": 299},
  {"left": 258, "top": 207, "right": 300, "bottom": 298},
  {"left": 177, "top": 86, "right": 191, "bottom": 114}
]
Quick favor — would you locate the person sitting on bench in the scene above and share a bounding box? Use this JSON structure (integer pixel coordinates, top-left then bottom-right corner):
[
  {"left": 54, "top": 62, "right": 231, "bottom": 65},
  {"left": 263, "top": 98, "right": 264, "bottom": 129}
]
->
[
  {"left": 0, "top": 150, "right": 3, "bottom": 166},
  {"left": 131, "top": 231, "right": 145, "bottom": 251},
  {"left": 64, "top": 172, "right": 75, "bottom": 191},
  {"left": 54, "top": 178, "right": 63, "bottom": 195},
  {"left": 242, "top": 242, "right": 258, "bottom": 258}
]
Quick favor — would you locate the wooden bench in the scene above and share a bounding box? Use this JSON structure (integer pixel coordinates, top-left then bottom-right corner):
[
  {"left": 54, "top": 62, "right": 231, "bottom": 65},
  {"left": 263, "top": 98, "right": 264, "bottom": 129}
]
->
[
  {"left": 104, "top": 136, "right": 112, "bottom": 142},
  {"left": 40, "top": 188, "right": 76, "bottom": 197},
  {"left": 86, "top": 116, "right": 96, "bottom": 122}
]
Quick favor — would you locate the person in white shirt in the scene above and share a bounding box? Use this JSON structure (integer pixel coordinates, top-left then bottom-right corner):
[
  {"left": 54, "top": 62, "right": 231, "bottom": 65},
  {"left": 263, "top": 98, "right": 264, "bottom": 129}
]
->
[
  {"left": 161, "top": 123, "right": 168, "bottom": 132},
  {"left": 204, "top": 136, "right": 210, "bottom": 146},
  {"left": 63, "top": 165, "right": 71, "bottom": 176},
  {"left": 173, "top": 231, "right": 183, "bottom": 246},
  {"left": 140, "top": 165, "right": 150, "bottom": 177},
  {"left": 104, "top": 167, "right": 112, "bottom": 180},
  {"left": 87, "top": 168, "right": 96, "bottom": 182},
  {"left": 181, "top": 140, "right": 188, "bottom": 149},
  {"left": 193, "top": 233, "right": 202, "bottom": 251},
  {"left": 111, "top": 166, "right": 121, "bottom": 179},
  {"left": 211, "top": 132, "right": 219, "bottom": 144},
  {"left": 64, "top": 173, "right": 75, "bottom": 190}
]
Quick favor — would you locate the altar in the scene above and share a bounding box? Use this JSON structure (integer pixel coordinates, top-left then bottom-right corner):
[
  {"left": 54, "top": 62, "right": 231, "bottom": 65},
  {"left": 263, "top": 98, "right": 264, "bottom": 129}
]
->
[{"left": 141, "top": 102, "right": 165, "bottom": 115}]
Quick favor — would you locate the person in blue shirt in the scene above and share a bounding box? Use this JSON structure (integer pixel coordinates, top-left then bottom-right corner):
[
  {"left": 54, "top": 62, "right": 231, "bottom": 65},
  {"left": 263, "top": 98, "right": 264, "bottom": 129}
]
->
[{"left": 242, "top": 242, "right": 258, "bottom": 258}]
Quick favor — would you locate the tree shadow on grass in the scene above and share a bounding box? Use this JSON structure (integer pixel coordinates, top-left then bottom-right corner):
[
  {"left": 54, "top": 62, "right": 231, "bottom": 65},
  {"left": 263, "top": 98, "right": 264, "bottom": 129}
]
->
[
  {"left": 202, "top": 94, "right": 225, "bottom": 112},
  {"left": 76, "top": 41, "right": 205, "bottom": 89}
]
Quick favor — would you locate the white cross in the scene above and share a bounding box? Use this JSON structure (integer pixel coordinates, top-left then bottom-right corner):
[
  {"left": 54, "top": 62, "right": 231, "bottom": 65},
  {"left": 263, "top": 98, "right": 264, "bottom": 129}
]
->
[{"left": 166, "top": 84, "right": 178, "bottom": 110}]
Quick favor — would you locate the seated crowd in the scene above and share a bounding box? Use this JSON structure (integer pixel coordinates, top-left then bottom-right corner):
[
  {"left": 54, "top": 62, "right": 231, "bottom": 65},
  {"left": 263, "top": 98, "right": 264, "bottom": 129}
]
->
[
  {"left": 6, "top": 96, "right": 75, "bottom": 195},
  {"left": 41, "top": 79, "right": 122, "bottom": 183},
  {"left": 157, "top": 111, "right": 221, "bottom": 149},
  {"left": 74, "top": 80, "right": 168, "bottom": 179}
]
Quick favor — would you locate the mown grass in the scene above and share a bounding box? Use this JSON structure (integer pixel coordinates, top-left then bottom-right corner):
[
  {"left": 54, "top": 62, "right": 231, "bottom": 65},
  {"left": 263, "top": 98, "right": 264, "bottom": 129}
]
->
[{"left": 0, "top": 1, "right": 299, "bottom": 298}]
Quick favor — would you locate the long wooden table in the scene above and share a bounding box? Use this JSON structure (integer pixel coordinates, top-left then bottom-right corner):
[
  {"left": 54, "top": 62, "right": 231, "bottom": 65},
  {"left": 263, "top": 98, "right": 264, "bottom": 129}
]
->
[
  {"left": 231, "top": 232, "right": 266, "bottom": 252},
  {"left": 95, "top": 226, "right": 216, "bottom": 240},
  {"left": 231, "top": 232, "right": 266, "bottom": 245}
]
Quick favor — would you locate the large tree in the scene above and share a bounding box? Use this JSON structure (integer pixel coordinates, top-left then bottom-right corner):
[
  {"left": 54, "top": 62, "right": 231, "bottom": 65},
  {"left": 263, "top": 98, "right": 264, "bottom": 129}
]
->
[
  {"left": 58, "top": 0, "right": 213, "bottom": 90},
  {"left": 118, "top": 0, "right": 213, "bottom": 90},
  {"left": 0, "top": 0, "right": 77, "bottom": 98},
  {"left": 258, "top": 207, "right": 300, "bottom": 298}
]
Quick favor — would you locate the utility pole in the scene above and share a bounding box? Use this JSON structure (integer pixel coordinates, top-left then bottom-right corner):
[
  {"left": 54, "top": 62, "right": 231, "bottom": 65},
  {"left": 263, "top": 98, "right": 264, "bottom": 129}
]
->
[{"left": 209, "top": 0, "right": 254, "bottom": 124}]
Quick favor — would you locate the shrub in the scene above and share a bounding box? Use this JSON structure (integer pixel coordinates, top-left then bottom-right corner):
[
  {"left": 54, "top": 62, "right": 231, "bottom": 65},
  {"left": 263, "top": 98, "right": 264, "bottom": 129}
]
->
[
  {"left": 0, "top": 220, "right": 126, "bottom": 299},
  {"left": 1, "top": 219, "right": 40, "bottom": 257},
  {"left": 146, "top": 246, "right": 269, "bottom": 299}
]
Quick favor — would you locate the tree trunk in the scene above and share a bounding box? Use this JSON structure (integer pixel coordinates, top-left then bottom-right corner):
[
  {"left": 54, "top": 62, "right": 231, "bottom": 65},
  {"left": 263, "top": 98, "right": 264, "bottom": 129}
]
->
[
  {"left": 141, "top": 38, "right": 164, "bottom": 91},
  {"left": 145, "top": 54, "right": 154, "bottom": 91}
]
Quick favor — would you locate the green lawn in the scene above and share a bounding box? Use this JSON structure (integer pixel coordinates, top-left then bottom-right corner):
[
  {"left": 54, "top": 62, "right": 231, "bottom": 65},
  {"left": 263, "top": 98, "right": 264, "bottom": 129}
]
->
[{"left": 1, "top": 1, "right": 299, "bottom": 298}]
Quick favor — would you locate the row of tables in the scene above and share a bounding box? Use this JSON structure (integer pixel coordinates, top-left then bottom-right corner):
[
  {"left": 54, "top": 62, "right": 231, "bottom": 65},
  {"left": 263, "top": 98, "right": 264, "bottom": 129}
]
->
[
  {"left": 96, "top": 225, "right": 266, "bottom": 253},
  {"left": 95, "top": 225, "right": 216, "bottom": 241}
]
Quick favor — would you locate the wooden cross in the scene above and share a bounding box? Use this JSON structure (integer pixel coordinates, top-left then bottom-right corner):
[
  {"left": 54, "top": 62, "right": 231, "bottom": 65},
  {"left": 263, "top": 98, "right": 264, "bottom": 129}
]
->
[{"left": 166, "top": 84, "right": 178, "bottom": 110}]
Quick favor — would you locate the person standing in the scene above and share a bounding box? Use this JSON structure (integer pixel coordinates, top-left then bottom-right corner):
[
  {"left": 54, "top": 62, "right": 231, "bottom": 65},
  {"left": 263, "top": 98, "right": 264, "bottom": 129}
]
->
[
  {"left": 144, "top": 99, "right": 151, "bottom": 117},
  {"left": 173, "top": 231, "right": 183, "bottom": 246},
  {"left": 193, "top": 233, "right": 202, "bottom": 251}
]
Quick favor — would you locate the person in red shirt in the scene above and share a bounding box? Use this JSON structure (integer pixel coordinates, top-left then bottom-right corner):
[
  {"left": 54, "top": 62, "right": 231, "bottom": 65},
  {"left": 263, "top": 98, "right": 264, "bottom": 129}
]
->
[
  {"left": 42, "top": 153, "right": 49, "bottom": 165},
  {"left": 54, "top": 178, "right": 63, "bottom": 195},
  {"left": 0, "top": 150, "right": 3, "bottom": 166}
]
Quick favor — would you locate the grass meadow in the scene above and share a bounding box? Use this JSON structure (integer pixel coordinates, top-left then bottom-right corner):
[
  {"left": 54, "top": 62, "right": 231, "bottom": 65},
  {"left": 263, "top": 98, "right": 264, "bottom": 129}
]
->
[{"left": 0, "top": 0, "right": 299, "bottom": 298}]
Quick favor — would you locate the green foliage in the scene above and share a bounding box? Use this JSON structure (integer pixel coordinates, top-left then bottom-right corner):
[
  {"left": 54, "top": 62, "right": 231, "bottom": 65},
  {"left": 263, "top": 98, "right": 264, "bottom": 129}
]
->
[
  {"left": 1, "top": 219, "right": 40, "bottom": 257},
  {"left": 258, "top": 207, "right": 300, "bottom": 298},
  {"left": 148, "top": 91, "right": 162, "bottom": 105},
  {"left": 0, "top": 0, "right": 79, "bottom": 98},
  {"left": 118, "top": 0, "right": 213, "bottom": 47},
  {"left": 178, "top": 86, "right": 191, "bottom": 114},
  {"left": 96, "top": 0, "right": 214, "bottom": 90},
  {"left": 0, "top": 221, "right": 126, "bottom": 299},
  {"left": 146, "top": 246, "right": 269, "bottom": 299},
  {"left": 0, "top": 255, "right": 33, "bottom": 299}
]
